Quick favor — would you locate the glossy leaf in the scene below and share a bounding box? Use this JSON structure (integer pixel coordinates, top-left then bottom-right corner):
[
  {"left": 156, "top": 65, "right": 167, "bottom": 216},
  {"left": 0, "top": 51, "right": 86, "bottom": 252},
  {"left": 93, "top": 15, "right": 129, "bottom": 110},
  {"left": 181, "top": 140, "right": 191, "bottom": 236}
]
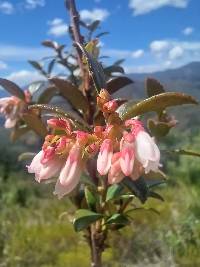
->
[
  {"left": 146, "top": 78, "right": 165, "bottom": 97},
  {"left": 22, "top": 113, "right": 47, "bottom": 137},
  {"left": 75, "top": 42, "right": 106, "bottom": 92},
  {"left": 0, "top": 78, "right": 25, "bottom": 100},
  {"left": 106, "top": 76, "right": 134, "bottom": 94},
  {"left": 28, "top": 104, "right": 90, "bottom": 131},
  {"left": 117, "top": 92, "right": 198, "bottom": 120},
  {"left": 49, "top": 77, "right": 88, "bottom": 113},
  {"left": 73, "top": 209, "right": 103, "bottom": 232},
  {"left": 85, "top": 187, "right": 97, "bottom": 211},
  {"left": 38, "top": 86, "right": 59, "bottom": 104},
  {"left": 106, "top": 184, "right": 124, "bottom": 202},
  {"left": 27, "top": 81, "right": 46, "bottom": 95},
  {"left": 106, "top": 213, "right": 129, "bottom": 225}
]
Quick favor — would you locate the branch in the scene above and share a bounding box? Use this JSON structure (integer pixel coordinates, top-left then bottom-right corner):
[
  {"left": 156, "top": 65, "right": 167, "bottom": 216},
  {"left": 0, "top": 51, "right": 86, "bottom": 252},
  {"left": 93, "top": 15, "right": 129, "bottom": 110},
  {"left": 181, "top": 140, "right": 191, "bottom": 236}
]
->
[{"left": 65, "top": 0, "right": 84, "bottom": 77}]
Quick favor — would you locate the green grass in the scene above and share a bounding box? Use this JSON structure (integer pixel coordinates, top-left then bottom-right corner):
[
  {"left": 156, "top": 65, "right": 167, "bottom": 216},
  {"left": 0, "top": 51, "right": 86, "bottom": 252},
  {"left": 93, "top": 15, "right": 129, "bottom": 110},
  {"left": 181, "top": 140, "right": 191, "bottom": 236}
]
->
[{"left": 0, "top": 129, "right": 200, "bottom": 266}]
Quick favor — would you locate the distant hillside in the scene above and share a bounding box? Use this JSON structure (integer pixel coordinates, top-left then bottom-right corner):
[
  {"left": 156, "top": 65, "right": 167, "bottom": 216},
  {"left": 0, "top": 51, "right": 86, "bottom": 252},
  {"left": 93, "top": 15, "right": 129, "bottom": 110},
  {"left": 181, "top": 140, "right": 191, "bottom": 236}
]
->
[{"left": 114, "top": 61, "right": 200, "bottom": 100}]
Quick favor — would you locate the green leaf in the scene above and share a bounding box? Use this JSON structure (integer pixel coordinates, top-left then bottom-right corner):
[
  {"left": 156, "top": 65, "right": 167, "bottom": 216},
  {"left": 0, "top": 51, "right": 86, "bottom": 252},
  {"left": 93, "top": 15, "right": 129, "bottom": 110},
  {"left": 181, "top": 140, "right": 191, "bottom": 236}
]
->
[
  {"left": 122, "top": 177, "right": 148, "bottom": 203},
  {"left": 106, "top": 76, "right": 134, "bottom": 94},
  {"left": 22, "top": 113, "right": 47, "bottom": 137},
  {"left": 126, "top": 207, "right": 160, "bottom": 216},
  {"left": 106, "top": 184, "right": 124, "bottom": 202},
  {"left": 18, "top": 152, "right": 36, "bottom": 162},
  {"left": 10, "top": 125, "right": 30, "bottom": 142},
  {"left": 169, "top": 149, "right": 200, "bottom": 158},
  {"left": 0, "top": 78, "right": 25, "bottom": 100},
  {"left": 117, "top": 92, "right": 198, "bottom": 120},
  {"left": 28, "top": 104, "right": 91, "bottom": 131},
  {"left": 85, "top": 187, "right": 97, "bottom": 211},
  {"left": 148, "top": 119, "right": 171, "bottom": 138},
  {"left": 148, "top": 191, "right": 164, "bottom": 202},
  {"left": 28, "top": 60, "right": 43, "bottom": 71},
  {"left": 49, "top": 77, "right": 88, "bottom": 113},
  {"left": 73, "top": 209, "right": 103, "bottom": 232},
  {"left": 106, "top": 213, "right": 129, "bottom": 225},
  {"left": 37, "top": 86, "right": 58, "bottom": 104},
  {"left": 75, "top": 42, "right": 106, "bottom": 92},
  {"left": 146, "top": 78, "right": 165, "bottom": 97}
]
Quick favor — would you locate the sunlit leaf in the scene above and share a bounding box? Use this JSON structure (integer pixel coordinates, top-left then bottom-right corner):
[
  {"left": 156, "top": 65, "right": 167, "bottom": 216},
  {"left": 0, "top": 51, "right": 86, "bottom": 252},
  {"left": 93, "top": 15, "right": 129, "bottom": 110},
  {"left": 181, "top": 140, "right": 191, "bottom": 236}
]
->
[
  {"left": 117, "top": 92, "right": 198, "bottom": 120},
  {"left": 49, "top": 77, "right": 88, "bottom": 113},
  {"left": 73, "top": 209, "right": 103, "bottom": 232},
  {"left": 28, "top": 104, "right": 91, "bottom": 131},
  {"left": 0, "top": 78, "right": 25, "bottom": 100},
  {"left": 75, "top": 42, "right": 106, "bottom": 92},
  {"left": 106, "top": 76, "right": 134, "bottom": 94}
]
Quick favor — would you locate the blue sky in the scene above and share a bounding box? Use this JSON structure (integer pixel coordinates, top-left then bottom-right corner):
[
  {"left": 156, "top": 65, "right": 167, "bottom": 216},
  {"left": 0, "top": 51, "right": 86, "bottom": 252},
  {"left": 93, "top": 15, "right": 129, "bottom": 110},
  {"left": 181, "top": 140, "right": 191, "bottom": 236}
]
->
[{"left": 0, "top": 0, "right": 200, "bottom": 85}]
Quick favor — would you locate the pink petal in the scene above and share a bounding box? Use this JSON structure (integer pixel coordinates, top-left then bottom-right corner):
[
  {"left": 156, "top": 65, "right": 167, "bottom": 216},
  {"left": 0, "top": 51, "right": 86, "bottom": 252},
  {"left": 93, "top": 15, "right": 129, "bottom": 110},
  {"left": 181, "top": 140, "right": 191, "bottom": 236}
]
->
[
  {"left": 97, "top": 139, "right": 113, "bottom": 175},
  {"left": 120, "top": 147, "right": 135, "bottom": 176},
  {"left": 108, "top": 153, "right": 124, "bottom": 184}
]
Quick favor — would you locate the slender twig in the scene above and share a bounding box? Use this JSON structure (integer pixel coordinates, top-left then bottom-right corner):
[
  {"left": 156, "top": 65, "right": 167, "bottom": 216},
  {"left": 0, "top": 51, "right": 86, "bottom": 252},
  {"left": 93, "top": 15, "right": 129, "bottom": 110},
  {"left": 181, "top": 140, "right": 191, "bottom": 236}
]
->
[{"left": 65, "top": 0, "right": 85, "bottom": 78}]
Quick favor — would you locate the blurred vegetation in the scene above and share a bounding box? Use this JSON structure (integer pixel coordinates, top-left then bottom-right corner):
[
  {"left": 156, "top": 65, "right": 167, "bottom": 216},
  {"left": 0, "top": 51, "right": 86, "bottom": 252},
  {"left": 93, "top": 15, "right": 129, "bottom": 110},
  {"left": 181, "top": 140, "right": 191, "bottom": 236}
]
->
[{"left": 0, "top": 122, "right": 200, "bottom": 267}]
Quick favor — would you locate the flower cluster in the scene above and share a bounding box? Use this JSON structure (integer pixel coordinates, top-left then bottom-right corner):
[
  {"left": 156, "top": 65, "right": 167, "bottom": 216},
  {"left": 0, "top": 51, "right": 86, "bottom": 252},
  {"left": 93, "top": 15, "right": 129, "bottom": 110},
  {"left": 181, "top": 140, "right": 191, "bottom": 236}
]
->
[
  {"left": 28, "top": 89, "right": 161, "bottom": 199},
  {"left": 0, "top": 90, "right": 30, "bottom": 128}
]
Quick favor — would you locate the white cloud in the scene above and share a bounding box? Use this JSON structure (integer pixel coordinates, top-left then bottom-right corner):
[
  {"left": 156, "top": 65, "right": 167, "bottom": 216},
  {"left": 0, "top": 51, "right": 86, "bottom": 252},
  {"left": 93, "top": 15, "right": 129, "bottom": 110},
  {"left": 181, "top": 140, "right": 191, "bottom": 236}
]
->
[
  {"left": 47, "top": 18, "right": 68, "bottom": 37},
  {"left": 129, "top": 0, "right": 189, "bottom": 15},
  {"left": 0, "top": 60, "right": 7, "bottom": 69},
  {"left": 25, "top": 0, "right": 45, "bottom": 9},
  {"left": 131, "top": 49, "right": 144, "bottom": 58},
  {"left": 182, "top": 26, "right": 194, "bottom": 35},
  {"left": 0, "top": 44, "right": 52, "bottom": 61},
  {"left": 150, "top": 40, "right": 170, "bottom": 53},
  {"left": 0, "top": 1, "right": 14, "bottom": 14},
  {"left": 80, "top": 8, "right": 109, "bottom": 22},
  {"left": 5, "top": 70, "right": 45, "bottom": 86},
  {"left": 168, "top": 45, "right": 184, "bottom": 59}
]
